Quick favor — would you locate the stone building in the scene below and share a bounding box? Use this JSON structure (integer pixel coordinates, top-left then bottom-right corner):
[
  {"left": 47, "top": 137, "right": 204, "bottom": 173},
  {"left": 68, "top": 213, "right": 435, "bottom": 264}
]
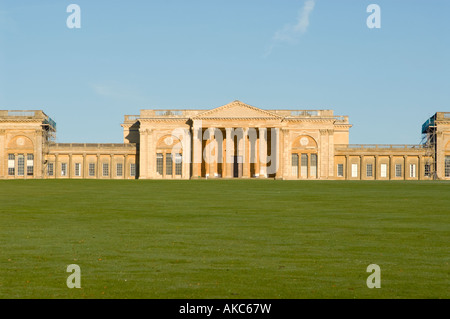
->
[{"left": 1, "top": 101, "right": 449, "bottom": 180}]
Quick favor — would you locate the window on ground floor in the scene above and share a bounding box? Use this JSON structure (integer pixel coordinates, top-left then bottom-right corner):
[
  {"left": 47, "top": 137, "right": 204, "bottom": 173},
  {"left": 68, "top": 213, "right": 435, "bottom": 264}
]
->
[
  {"left": 89, "top": 163, "right": 95, "bottom": 176},
  {"left": 61, "top": 163, "right": 67, "bottom": 176},
  {"left": 47, "top": 163, "right": 54, "bottom": 176},
  {"left": 130, "top": 163, "right": 136, "bottom": 177},
  {"left": 337, "top": 163, "right": 344, "bottom": 177},
  {"left": 366, "top": 164, "right": 373, "bottom": 177},
  {"left": 380, "top": 164, "right": 387, "bottom": 178},
  {"left": 351, "top": 163, "right": 358, "bottom": 178},
  {"left": 445, "top": 156, "right": 450, "bottom": 177},
  {"left": 103, "top": 163, "right": 109, "bottom": 177},
  {"left": 156, "top": 153, "right": 163, "bottom": 175},
  {"left": 409, "top": 164, "right": 416, "bottom": 178},
  {"left": 175, "top": 154, "right": 182, "bottom": 176},
  {"left": 8, "top": 154, "right": 15, "bottom": 176},
  {"left": 310, "top": 154, "right": 317, "bottom": 178},
  {"left": 17, "top": 154, "right": 24, "bottom": 176},
  {"left": 116, "top": 163, "right": 123, "bottom": 177},
  {"left": 27, "top": 154, "right": 34, "bottom": 176},
  {"left": 75, "top": 163, "right": 81, "bottom": 176},
  {"left": 165, "top": 154, "right": 173, "bottom": 176},
  {"left": 424, "top": 163, "right": 431, "bottom": 177},
  {"left": 300, "top": 154, "right": 308, "bottom": 177},
  {"left": 291, "top": 153, "right": 299, "bottom": 177},
  {"left": 395, "top": 164, "right": 402, "bottom": 177}
]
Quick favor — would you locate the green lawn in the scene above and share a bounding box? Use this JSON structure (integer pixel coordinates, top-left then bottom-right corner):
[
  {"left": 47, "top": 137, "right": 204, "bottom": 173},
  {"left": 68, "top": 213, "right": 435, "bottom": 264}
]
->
[{"left": 0, "top": 179, "right": 448, "bottom": 299}]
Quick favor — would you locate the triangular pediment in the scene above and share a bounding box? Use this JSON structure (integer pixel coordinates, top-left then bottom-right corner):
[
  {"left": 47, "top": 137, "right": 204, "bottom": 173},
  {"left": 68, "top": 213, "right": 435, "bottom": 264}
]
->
[{"left": 193, "top": 101, "right": 282, "bottom": 119}]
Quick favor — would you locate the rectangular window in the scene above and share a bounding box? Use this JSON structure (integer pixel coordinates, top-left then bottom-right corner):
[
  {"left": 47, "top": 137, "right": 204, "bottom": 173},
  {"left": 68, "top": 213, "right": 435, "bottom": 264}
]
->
[
  {"left": 424, "top": 163, "right": 431, "bottom": 177},
  {"left": 337, "top": 163, "right": 344, "bottom": 177},
  {"left": 175, "top": 154, "right": 182, "bottom": 176},
  {"left": 310, "top": 154, "right": 317, "bottom": 178},
  {"left": 380, "top": 164, "right": 387, "bottom": 178},
  {"left": 75, "top": 163, "right": 81, "bottom": 176},
  {"left": 395, "top": 164, "right": 402, "bottom": 178},
  {"left": 102, "top": 163, "right": 109, "bottom": 177},
  {"left": 409, "top": 164, "right": 416, "bottom": 178},
  {"left": 166, "top": 154, "right": 173, "bottom": 176},
  {"left": 116, "top": 163, "right": 123, "bottom": 177},
  {"left": 366, "top": 164, "right": 373, "bottom": 177},
  {"left": 300, "top": 154, "right": 308, "bottom": 177},
  {"left": 17, "top": 154, "right": 25, "bottom": 176},
  {"left": 130, "top": 163, "right": 136, "bottom": 177},
  {"left": 291, "top": 153, "right": 299, "bottom": 177},
  {"left": 27, "top": 154, "right": 34, "bottom": 176},
  {"left": 8, "top": 154, "right": 15, "bottom": 176},
  {"left": 156, "top": 153, "right": 163, "bottom": 175},
  {"left": 89, "top": 163, "right": 95, "bottom": 176},
  {"left": 351, "top": 163, "right": 358, "bottom": 178},
  {"left": 445, "top": 156, "right": 450, "bottom": 177},
  {"left": 47, "top": 163, "right": 54, "bottom": 176},
  {"left": 61, "top": 163, "right": 67, "bottom": 176}
]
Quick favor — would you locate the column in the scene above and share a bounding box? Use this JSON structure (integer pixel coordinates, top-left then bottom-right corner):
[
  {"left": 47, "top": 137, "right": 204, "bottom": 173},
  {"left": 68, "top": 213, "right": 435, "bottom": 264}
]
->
[
  {"left": 374, "top": 155, "right": 378, "bottom": 180},
  {"left": 35, "top": 129, "right": 43, "bottom": 179},
  {"left": 418, "top": 155, "right": 422, "bottom": 180},
  {"left": 209, "top": 128, "right": 216, "bottom": 177},
  {"left": 55, "top": 153, "right": 59, "bottom": 179},
  {"left": 82, "top": 153, "right": 86, "bottom": 178},
  {"left": 96, "top": 153, "right": 100, "bottom": 179},
  {"left": 360, "top": 155, "right": 364, "bottom": 180},
  {"left": 404, "top": 155, "right": 408, "bottom": 180},
  {"left": 183, "top": 128, "right": 191, "bottom": 180},
  {"left": 259, "top": 127, "right": 267, "bottom": 178},
  {"left": 254, "top": 128, "right": 260, "bottom": 177},
  {"left": 192, "top": 124, "right": 202, "bottom": 178},
  {"left": 124, "top": 155, "right": 127, "bottom": 179},
  {"left": 281, "top": 128, "right": 289, "bottom": 180},
  {"left": 147, "top": 129, "right": 154, "bottom": 179},
  {"left": 389, "top": 155, "right": 393, "bottom": 180},
  {"left": 328, "top": 129, "right": 335, "bottom": 178},
  {"left": 436, "top": 131, "right": 444, "bottom": 179},
  {"left": 225, "top": 128, "right": 233, "bottom": 178},
  {"left": 345, "top": 155, "right": 350, "bottom": 180},
  {"left": 241, "top": 128, "right": 248, "bottom": 178},
  {"left": 139, "top": 128, "right": 148, "bottom": 179},
  {"left": 69, "top": 154, "right": 73, "bottom": 179},
  {"left": 110, "top": 154, "right": 113, "bottom": 179},
  {"left": 272, "top": 128, "right": 281, "bottom": 179}
]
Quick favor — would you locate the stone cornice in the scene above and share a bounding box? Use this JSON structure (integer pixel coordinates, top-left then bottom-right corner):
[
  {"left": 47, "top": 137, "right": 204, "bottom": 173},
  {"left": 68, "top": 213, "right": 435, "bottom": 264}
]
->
[
  {"left": 194, "top": 117, "right": 281, "bottom": 121},
  {"left": 282, "top": 118, "right": 336, "bottom": 123},
  {"left": 0, "top": 119, "right": 44, "bottom": 123},
  {"left": 138, "top": 118, "right": 189, "bottom": 122}
]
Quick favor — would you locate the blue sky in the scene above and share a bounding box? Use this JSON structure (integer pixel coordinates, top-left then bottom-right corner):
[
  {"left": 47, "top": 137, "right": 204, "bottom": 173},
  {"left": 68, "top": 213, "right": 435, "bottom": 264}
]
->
[{"left": 0, "top": 0, "right": 449, "bottom": 143}]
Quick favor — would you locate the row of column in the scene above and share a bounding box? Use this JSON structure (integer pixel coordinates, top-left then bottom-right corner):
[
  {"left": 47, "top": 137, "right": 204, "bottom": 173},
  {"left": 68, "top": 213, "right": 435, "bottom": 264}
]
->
[
  {"left": 191, "top": 127, "right": 275, "bottom": 178},
  {"left": 343, "top": 154, "right": 427, "bottom": 180},
  {"left": 51, "top": 153, "right": 132, "bottom": 179}
]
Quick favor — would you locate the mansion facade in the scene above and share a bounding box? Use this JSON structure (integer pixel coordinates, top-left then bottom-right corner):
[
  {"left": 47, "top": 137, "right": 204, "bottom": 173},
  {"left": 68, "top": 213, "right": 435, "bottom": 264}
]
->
[{"left": 1, "top": 101, "right": 449, "bottom": 180}]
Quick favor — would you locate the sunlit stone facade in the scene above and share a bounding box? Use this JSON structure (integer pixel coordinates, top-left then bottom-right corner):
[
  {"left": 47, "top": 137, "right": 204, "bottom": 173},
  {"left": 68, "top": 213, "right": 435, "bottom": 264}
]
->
[{"left": 1, "top": 101, "right": 449, "bottom": 180}]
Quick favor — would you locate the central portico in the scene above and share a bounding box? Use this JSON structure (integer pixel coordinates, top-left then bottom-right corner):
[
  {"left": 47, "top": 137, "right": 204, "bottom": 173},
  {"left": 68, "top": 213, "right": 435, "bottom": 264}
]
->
[{"left": 121, "top": 100, "right": 351, "bottom": 179}]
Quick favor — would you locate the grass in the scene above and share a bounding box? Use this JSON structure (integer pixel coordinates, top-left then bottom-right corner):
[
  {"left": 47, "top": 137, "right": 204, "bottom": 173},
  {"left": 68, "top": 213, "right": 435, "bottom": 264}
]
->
[{"left": 0, "top": 179, "right": 449, "bottom": 299}]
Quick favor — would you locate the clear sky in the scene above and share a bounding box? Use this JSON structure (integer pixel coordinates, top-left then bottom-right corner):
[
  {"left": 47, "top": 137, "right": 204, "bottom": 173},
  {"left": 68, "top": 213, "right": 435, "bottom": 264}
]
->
[{"left": 0, "top": 0, "right": 449, "bottom": 144}]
